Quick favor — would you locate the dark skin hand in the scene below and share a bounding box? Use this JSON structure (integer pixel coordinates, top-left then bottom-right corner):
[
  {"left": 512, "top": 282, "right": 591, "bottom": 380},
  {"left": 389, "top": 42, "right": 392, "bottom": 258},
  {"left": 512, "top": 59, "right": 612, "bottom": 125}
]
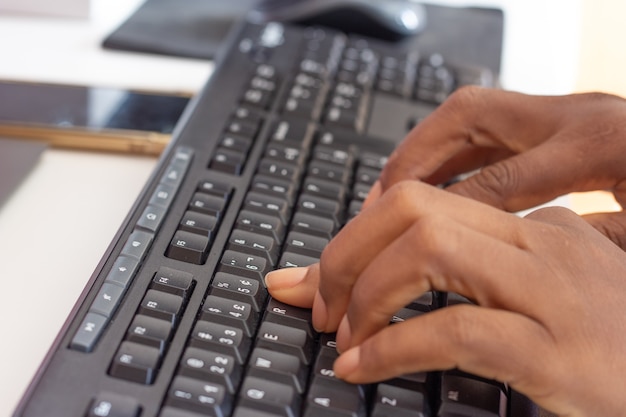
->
[
  {"left": 265, "top": 88, "right": 626, "bottom": 416},
  {"left": 371, "top": 87, "right": 626, "bottom": 248}
]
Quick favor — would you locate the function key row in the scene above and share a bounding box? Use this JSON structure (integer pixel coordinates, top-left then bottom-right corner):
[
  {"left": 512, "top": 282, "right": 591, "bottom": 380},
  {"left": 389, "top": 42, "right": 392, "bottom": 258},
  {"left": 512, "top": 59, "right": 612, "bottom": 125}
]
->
[{"left": 71, "top": 147, "right": 193, "bottom": 353}]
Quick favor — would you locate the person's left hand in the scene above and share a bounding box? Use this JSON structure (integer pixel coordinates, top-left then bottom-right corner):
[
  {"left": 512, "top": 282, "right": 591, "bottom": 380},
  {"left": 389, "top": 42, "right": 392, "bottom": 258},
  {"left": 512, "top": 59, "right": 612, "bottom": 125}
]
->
[{"left": 265, "top": 181, "right": 626, "bottom": 417}]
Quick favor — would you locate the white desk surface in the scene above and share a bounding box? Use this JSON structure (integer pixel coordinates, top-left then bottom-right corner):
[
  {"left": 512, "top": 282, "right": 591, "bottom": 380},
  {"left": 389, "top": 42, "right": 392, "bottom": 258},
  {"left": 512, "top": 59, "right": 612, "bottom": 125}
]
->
[{"left": 0, "top": 0, "right": 608, "bottom": 415}]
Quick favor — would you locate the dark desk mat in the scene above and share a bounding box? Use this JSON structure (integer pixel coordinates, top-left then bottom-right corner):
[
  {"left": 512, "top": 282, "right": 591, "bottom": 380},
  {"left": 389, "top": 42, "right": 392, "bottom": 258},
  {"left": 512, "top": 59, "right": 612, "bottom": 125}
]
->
[
  {"left": 102, "top": 0, "right": 504, "bottom": 75},
  {"left": 102, "top": 0, "right": 255, "bottom": 60}
]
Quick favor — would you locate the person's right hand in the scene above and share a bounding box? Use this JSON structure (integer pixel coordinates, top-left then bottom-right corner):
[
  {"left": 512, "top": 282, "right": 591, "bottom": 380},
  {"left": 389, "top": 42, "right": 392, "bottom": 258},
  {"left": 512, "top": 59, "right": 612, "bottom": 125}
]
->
[
  {"left": 266, "top": 183, "right": 626, "bottom": 417},
  {"left": 367, "top": 87, "right": 626, "bottom": 249}
]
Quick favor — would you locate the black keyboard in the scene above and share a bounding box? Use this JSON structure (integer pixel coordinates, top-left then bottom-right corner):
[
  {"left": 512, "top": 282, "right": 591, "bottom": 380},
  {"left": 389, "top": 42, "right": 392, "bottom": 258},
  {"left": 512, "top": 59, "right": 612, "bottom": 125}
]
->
[{"left": 14, "top": 20, "right": 542, "bottom": 417}]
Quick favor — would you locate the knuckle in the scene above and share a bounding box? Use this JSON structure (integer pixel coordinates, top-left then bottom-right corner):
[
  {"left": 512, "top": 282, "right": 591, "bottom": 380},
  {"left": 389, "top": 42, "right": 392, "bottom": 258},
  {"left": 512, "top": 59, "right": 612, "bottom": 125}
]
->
[
  {"left": 442, "top": 305, "right": 481, "bottom": 349},
  {"left": 443, "top": 85, "right": 485, "bottom": 112},
  {"left": 408, "top": 215, "right": 459, "bottom": 289},
  {"left": 468, "top": 162, "right": 521, "bottom": 209},
  {"left": 385, "top": 180, "right": 420, "bottom": 206}
]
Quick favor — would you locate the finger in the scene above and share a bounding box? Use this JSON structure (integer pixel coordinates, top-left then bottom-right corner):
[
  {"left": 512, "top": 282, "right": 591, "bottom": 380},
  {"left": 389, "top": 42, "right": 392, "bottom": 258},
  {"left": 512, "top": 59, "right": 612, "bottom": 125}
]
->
[
  {"left": 264, "top": 265, "right": 319, "bottom": 308},
  {"left": 333, "top": 306, "right": 563, "bottom": 413},
  {"left": 583, "top": 211, "right": 626, "bottom": 250},
  {"left": 316, "top": 181, "right": 528, "bottom": 334},
  {"left": 338, "top": 213, "right": 539, "bottom": 352},
  {"left": 423, "top": 147, "right": 513, "bottom": 186},
  {"left": 446, "top": 136, "right": 624, "bottom": 212},
  {"left": 379, "top": 87, "right": 561, "bottom": 192}
]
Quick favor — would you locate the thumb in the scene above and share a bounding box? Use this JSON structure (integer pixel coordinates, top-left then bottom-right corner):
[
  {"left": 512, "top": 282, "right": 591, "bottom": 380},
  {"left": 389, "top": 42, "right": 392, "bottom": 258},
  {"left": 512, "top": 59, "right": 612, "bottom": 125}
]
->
[
  {"left": 265, "top": 265, "right": 320, "bottom": 308},
  {"left": 582, "top": 211, "right": 626, "bottom": 250}
]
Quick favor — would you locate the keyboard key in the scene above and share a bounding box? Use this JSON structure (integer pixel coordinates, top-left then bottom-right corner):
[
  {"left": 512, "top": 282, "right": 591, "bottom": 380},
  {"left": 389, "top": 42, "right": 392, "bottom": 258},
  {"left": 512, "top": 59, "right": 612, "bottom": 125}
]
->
[
  {"left": 302, "top": 177, "right": 348, "bottom": 203},
  {"left": 354, "top": 166, "right": 380, "bottom": 185},
  {"left": 268, "top": 119, "right": 315, "bottom": 148},
  {"left": 126, "top": 314, "right": 172, "bottom": 352},
  {"left": 244, "top": 191, "right": 291, "bottom": 224},
  {"left": 250, "top": 174, "right": 297, "bottom": 204},
  {"left": 228, "top": 229, "right": 280, "bottom": 265},
  {"left": 136, "top": 204, "right": 167, "bottom": 232},
  {"left": 307, "top": 160, "right": 352, "bottom": 184},
  {"left": 70, "top": 312, "right": 107, "bottom": 352},
  {"left": 138, "top": 289, "right": 183, "bottom": 326},
  {"left": 305, "top": 378, "right": 366, "bottom": 417},
  {"left": 198, "top": 178, "right": 233, "bottom": 200},
  {"left": 201, "top": 295, "right": 258, "bottom": 337},
  {"left": 104, "top": 256, "right": 139, "bottom": 288},
  {"left": 312, "top": 346, "right": 340, "bottom": 381},
  {"left": 161, "top": 160, "right": 189, "bottom": 189},
  {"left": 313, "top": 145, "right": 355, "bottom": 167},
  {"left": 258, "top": 159, "right": 301, "bottom": 183},
  {"left": 179, "top": 211, "right": 218, "bottom": 237},
  {"left": 210, "top": 272, "right": 267, "bottom": 312},
  {"left": 90, "top": 283, "right": 125, "bottom": 318},
  {"left": 439, "top": 372, "right": 508, "bottom": 417},
  {"left": 248, "top": 347, "right": 307, "bottom": 394},
  {"left": 278, "top": 251, "right": 320, "bottom": 269},
  {"left": 390, "top": 306, "right": 426, "bottom": 324},
  {"left": 239, "top": 376, "right": 300, "bottom": 417},
  {"left": 220, "top": 250, "right": 272, "bottom": 281},
  {"left": 372, "top": 384, "right": 429, "bottom": 417},
  {"left": 167, "top": 230, "right": 210, "bottom": 265},
  {"left": 371, "top": 375, "right": 430, "bottom": 417},
  {"left": 255, "top": 321, "right": 314, "bottom": 365},
  {"left": 265, "top": 142, "right": 307, "bottom": 165},
  {"left": 290, "top": 212, "right": 337, "bottom": 239},
  {"left": 210, "top": 148, "right": 246, "bottom": 174},
  {"left": 166, "top": 376, "right": 231, "bottom": 416},
  {"left": 151, "top": 267, "right": 195, "bottom": 299},
  {"left": 220, "top": 133, "right": 253, "bottom": 153},
  {"left": 179, "top": 347, "right": 241, "bottom": 394},
  {"left": 87, "top": 392, "right": 140, "bottom": 417},
  {"left": 297, "top": 194, "right": 344, "bottom": 225},
  {"left": 110, "top": 341, "right": 161, "bottom": 384},
  {"left": 189, "top": 321, "right": 251, "bottom": 365},
  {"left": 284, "top": 231, "right": 328, "bottom": 258},
  {"left": 121, "top": 230, "right": 154, "bottom": 261},
  {"left": 149, "top": 183, "right": 176, "bottom": 208},
  {"left": 237, "top": 210, "right": 286, "bottom": 244},
  {"left": 265, "top": 297, "right": 314, "bottom": 337},
  {"left": 351, "top": 183, "right": 371, "bottom": 201},
  {"left": 189, "top": 192, "right": 228, "bottom": 219}
]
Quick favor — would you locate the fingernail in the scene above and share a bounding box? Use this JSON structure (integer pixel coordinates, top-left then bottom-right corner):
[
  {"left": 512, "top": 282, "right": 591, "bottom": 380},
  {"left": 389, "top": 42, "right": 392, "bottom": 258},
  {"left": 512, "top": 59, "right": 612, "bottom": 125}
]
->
[
  {"left": 312, "top": 290, "right": 328, "bottom": 332},
  {"left": 336, "top": 314, "right": 352, "bottom": 353},
  {"left": 264, "top": 267, "right": 308, "bottom": 290},
  {"left": 334, "top": 346, "right": 360, "bottom": 379}
]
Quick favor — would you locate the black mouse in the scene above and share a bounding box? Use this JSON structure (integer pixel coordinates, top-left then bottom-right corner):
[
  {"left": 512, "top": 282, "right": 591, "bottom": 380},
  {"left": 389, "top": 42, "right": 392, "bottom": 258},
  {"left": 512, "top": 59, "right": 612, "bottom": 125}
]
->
[{"left": 248, "top": 0, "right": 427, "bottom": 41}]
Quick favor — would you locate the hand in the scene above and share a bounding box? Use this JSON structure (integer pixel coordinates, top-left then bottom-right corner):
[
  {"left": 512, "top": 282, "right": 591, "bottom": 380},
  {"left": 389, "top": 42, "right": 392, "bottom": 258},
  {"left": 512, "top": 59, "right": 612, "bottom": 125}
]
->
[
  {"left": 266, "top": 182, "right": 626, "bottom": 417},
  {"left": 368, "top": 87, "right": 626, "bottom": 249}
]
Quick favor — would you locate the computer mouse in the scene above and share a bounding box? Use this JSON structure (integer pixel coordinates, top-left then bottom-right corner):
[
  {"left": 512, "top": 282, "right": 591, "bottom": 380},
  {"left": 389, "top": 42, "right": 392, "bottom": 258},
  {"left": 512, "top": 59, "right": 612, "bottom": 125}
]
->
[{"left": 248, "top": 0, "right": 427, "bottom": 41}]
